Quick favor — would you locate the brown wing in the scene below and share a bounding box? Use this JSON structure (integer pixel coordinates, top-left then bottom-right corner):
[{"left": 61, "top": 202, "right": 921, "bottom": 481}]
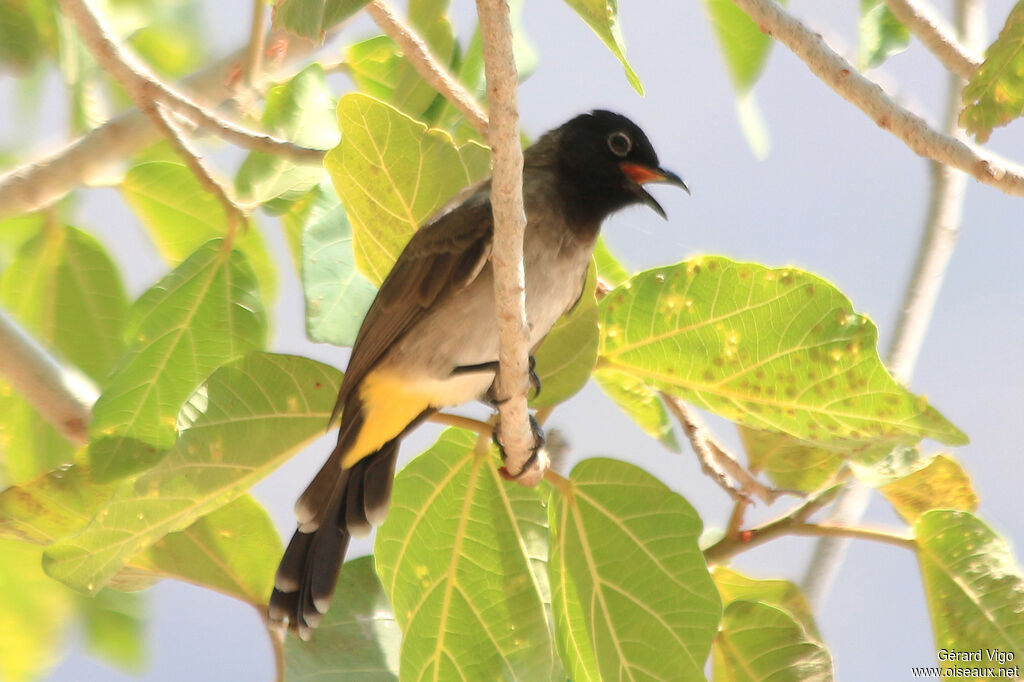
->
[{"left": 330, "top": 190, "right": 494, "bottom": 421}]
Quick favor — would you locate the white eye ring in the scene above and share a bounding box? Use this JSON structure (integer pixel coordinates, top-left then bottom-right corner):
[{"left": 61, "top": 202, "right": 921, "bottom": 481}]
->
[{"left": 608, "top": 131, "right": 632, "bottom": 157}]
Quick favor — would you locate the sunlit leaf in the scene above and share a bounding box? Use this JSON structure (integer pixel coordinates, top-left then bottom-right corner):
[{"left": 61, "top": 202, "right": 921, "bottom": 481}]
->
[
  {"left": 599, "top": 259, "right": 967, "bottom": 456},
  {"left": 531, "top": 262, "right": 599, "bottom": 408},
  {"left": 273, "top": 0, "right": 370, "bottom": 40},
  {"left": 916, "top": 510, "right": 1024, "bottom": 675},
  {"left": 961, "top": 1, "right": 1024, "bottom": 142},
  {"left": 712, "top": 566, "right": 819, "bottom": 638},
  {"left": 593, "top": 236, "right": 630, "bottom": 288},
  {"left": 592, "top": 367, "right": 681, "bottom": 452},
  {"left": 738, "top": 426, "right": 844, "bottom": 493},
  {"left": 77, "top": 590, "right": 145, "bottom": 672},
  {"left": 284, "top": 556, "right": 400, "bottom": 681},
  {"left": 859, "top": 0, "right": 910, "bottom": 70},
  {"left": 126, "top": 24, "right": 201, "bottom": 77},
  {"left": 44, "top": 353, "right": 339, "bottom": 594},
  {"left": 300, "top": 182, "right": 377, "bottom": 347},
  {"left": 88, "top": 240, "right": 266, "bottom": 481},
  {"left": 325, "top": 93, "right": 490, "bottom": 285},
  {"left": 562, "top": 0, "right": 643, "bottom": 93},
  {"left": 121, "top": 161, "right": 277, "bottom": 299},
  {"left": 714, "top": 601, "right": 833, "bottom": 681},
  {"left": 374, "top": 428, "right": 560, "bottom": 681},
  {"left": 236, "top": 64, "right": 337, "bottom": 211},
  {"left": 549, "top": 458, "right": 721, "bottom": 681},
  {"left": 879, "top": 454, "right": 978, "bottom": 523},
  {"left": 0, "top": 463, "right": 113, "bottom": 544}
]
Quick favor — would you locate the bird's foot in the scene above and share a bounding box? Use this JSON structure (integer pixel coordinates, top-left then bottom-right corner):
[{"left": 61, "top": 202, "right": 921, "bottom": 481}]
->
[
  {"left": 477, "top": 355, "right": 541, "bottom": 404},
  {"left": 494, "top": 413, "right": 547, "bottom": 482}
]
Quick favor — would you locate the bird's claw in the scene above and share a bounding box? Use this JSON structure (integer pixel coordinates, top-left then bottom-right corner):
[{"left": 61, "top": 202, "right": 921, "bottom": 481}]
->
[{"left": 494, "top": 413, "right": 546, "bottom": 480}]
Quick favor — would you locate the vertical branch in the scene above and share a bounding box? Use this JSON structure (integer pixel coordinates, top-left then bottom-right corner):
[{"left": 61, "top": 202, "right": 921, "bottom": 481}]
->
[
  {"left": 800, "top": 0, "right": 985, "bottom": 608},
  {"left": 475, "top": 0, "right": 545, "bottom": 486},
  {"left": 245, "top": 0, "right": 268, "bottom": 85}
]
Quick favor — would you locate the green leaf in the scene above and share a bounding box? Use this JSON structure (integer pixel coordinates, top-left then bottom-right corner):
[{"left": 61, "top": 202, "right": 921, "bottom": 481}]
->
[
  {"left": 916, "top": 510, "right": 1024, "bottom": 674},
  {"left": 593, "top": 236, "right": 630, "bottom": 288},
  {"left": 0, "top": 1, "right": 44, "bottom": 72},
  {"left": 273, "top": 0, "right": 370, "bottom": 40},
  {"left": 531, "top": 262, "right": 599, "bottom": 408},
  {"left": 374, "top": 428, "right": 560, "bottom": 681},
  {"left": 284, "top": 556, "right": 400, "bottom": 681},
  {"left": 714, "top": 601, "right": 834, "bottom": 681},
  {"left": 0, "top": 224, "right": 127, "bottom": 483},
  {"left": 859, "top": 0, "right": 910, "bottom": 70},
  {"left": 129, "top": 494, "right": 282, "bottom": 604},
  {"left": 0, "top": 213, "right": 44, "bottom": 273},
  {"left": 738, "top": 426, "right": 844, "bottom": 493},
  {"left": 961, "top": 1, "right": 1024, "bottom": 142},
  {"left": 0, "top": 463, "right": 113, "bottom": 544},
  {"left": 599, "top": 258, "right": 967, "bottom": 456},
  {"left": 325, "top": 93, "right": 490, "bottom": 285},
  {"left": 879, "top": 454, "right": 978, "bottom": 523},
  {"left": 121, "top": 160, "right": 277, "bottom": 299},
  {"left": 77, "top": 590, "right": 145, "bottom": 672},
  {"left": 88, "top": 240, "right": 267, "bottom": 481},
  {"left": 236, "top": 64, "right": 337, "bottom": 210},
  {"left": 43, "top": 352, "right": 340, "bottom": 595},
  {"left": 562, "top": 0, "right": 643, "bottom": 93},
  {"left": 712, "top": 566, "right": 819, "bottom": 639},
  {"left": 126, "top": 24, "right": 201, "bottom": 77},
  {"left": 301, "top": 182, "right": 377, "bottom": 346},
  {"left": 345, "top": 35, "right": 404, "bottom": 103},
  {"left": 592, "top": 367, "right": 681, "bottom": 452},
  {"left": 0, "top": 539, "right": 75, "bottom": 682},
  {"left": 704, "top": 0, "right": 777, "bottom": 90},
  {"left": 279, "top": 185, "right": 320, "bottom": 270},
  {"left": 549, "top": 458, "right": 721, "bottom": 681}
]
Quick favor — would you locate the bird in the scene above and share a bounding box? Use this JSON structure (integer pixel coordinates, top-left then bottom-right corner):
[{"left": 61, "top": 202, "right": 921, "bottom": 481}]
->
[{"left": 268, "top": 110, "right": 688, "bottom": 639}]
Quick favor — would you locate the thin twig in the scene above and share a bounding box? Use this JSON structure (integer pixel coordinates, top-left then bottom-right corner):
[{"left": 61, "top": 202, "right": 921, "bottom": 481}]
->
[
  {"left": 245, "top": 0, "right": 268, "bottom": 86},
  {"left": 731, "top": 0, "right": 1024, "bottom": 197},
  {"left": 660, "top": 391, "right": 781, "bottom": 504},
  {"left": 0, "top": 308, "right": 97, "bottom": 445},
  {"left": 365, "top": 0, "right": 489, "bottom": 137},
  {"left": 790, "top": 523, "right": 915, "bottom": 550},
  {"left": 884, "top": 0, "right": 982, "bottom": 79},
  {"left": 476, "top": 0, "right": 542, "bottom": 486},
  {"left": 429, "top": 412, "right": 493, "bottom": 434},
  {"left": 800, "top": 0, "right": 983, "bottom": 607},
  {"left": 58, "top": 0, "right": 323, "bottom": 164}
]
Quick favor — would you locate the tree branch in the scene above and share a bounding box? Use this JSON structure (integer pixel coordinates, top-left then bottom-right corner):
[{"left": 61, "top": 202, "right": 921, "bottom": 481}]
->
[
  {"left": 245, "top": 0, "right": 268, "bottom": 86},
  {"left": 884, "top": 0, "right": 982, "bottom": 79},
  {"left": 428, "top": 412, "right": 493, "bottom": 434},
  {"left": 366, "top": 0, "right": 489, "bottom": 137},
  {"left": 731, "top": 0, "right": 1024, "bottom": 197},
  {"left": 800, "top": 0, "right": 984, "bottom": 607},
  {"left": 0, "top": 308, "right": 97, "bottom": 445},
  {"left": 660, "top": 391, "right": 781, "bottom": 504},
  {"left": 475, "top": 0, "right": 543, "bottom": 486}
]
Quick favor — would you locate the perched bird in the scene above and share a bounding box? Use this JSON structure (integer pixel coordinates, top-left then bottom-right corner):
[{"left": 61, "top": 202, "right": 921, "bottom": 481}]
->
[{"left": 268, "top": 110, "right": 688, "bottom": 638}]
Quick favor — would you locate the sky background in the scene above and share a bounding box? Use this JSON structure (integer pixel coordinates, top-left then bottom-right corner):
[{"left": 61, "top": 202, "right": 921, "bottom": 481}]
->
[{"left": 1, "top": 0, "right": 1021, "bottom": 679}]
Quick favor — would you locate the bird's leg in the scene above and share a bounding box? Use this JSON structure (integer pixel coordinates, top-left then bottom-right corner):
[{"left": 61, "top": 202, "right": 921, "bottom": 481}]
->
[
  {"left": 454, "top": 355, "right": 541, "bottom": 401},
  {"left": 493, "top": 413, "right": 546, "bottom": 480}
]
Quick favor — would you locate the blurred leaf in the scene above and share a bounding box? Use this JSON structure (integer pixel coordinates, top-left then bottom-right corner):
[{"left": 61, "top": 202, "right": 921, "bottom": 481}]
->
[
  {"left": 121, "top": 161, "right": 277, "bottom": 299},
  {"left": 0, "top": 539, "right": 75, "bottom": 682},
  {"left": 549, "top": 458, "right": 721, "bottom": 681},
  {"left": 0, "top": 464, "right": 113, "bottom": 544},
  {"left": 738, "top": 426, "right": 844, "bottom": 493},
  {"left": 126, "top": 24, "right": 201, "bottom": 77},
  {"left": 859, "top": 0, "right": 910, "bottom": 70},
  {"left": 325, "top": 93, "right": 490, "bottom": 285},
  {"left": 714, "top": 601, "right": 833, "bottom": 681},
  {"left": 599, "top": 259, "right": 967, "bottom": 456},
  {"left": 961, "top": 0, "right": 1024, "bottom": 142},
  {"left": 284, "top": 556, "right": 400, "bottom": 681},
  {"left": 300, "top": 182, "right": 377, "bottom": 346},
  {"left": 847, "top": 444, "right": 923, "bottom": 485},
  {"left": 593, "top": 236, "right": 630, "bottom": 288},
  {"left": 592, "top": 366, "right": 681, "bottom": 452},
  {"left": 44, "top": 353, "right": 340, "bottom": 595},
  {"left": 562, "top": 0, "right": 643, "bottom": 93},
  {"left": 88, "top": 240, "right": 267, "bottom": 481},
  {"left": 712, "top": 566, "right": 819, "bottom": 638},
  {"left": 130, "top": 494, "right": 282, "bottom": 604},
  {"left": 0, "top": 224, "right": 126, "bottom": 483},
  {"left": 916, "top": 510, "right": 1024, "bottom": 675},
  {"left": 345, "top": 35, "right": 403, "bottom": 102},
  {"left": 279, "top": 184, "right": 320, "bottom": 270},
  {"left": 0, "top": 0, "right": 43, "bottom": 72},
  {"left": 375, "top": 428, "right": 561, "bottom": 680},
  {"left": 77, "top": 590, "right": 145, "bottom": 671},
  {"left": 236, "top": 64, "right": 337, "bottom": 210},
  {"left": 879, "top": 454, "right": 978, "bottom": 523},
  {"left": 273, "top": 0, "right": 370, "bottom": 40},
  {"left": 0, "top": 213, "right": 43, "bottom": 272},
  {"left": 531, "top": 262, "right": 599, "bottom": 408}
]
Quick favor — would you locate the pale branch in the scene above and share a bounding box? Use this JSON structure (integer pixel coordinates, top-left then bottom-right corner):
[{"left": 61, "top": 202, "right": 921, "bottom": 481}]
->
[
  {"left": 801, "top": 0, "right": 983, "bottom": 607},
  {"left": 730, "top": 0, "right": 1024, "bottom": 198},
  {"left": 0, "top": 308, "right": 97, "bottom": 446},
  {"left": 365, "top": 1, "right": 489, "bottom": 137},
  {"left": 660, "top": 392, "right": 781, "bottom": 505},
  {"left": 476, "top": 0, "right": 544, "bottom": 487},
  {"left": 59, "top": 0, "right": 323, "bottom": 166},
  {"left": 884, "top": 0, "right": 982, "bottom": 79},
  {"left": 791, "top": 523, "right": 916, "bottom": 550},
  {"left": 245, "top": 0, "right": 268, "bottom": 86},
  {"left": 0, "top": 24, "right": 329, "bottom": 220},
  {"left": 428, "top": 412, "right": 493, "bottom": 434}
]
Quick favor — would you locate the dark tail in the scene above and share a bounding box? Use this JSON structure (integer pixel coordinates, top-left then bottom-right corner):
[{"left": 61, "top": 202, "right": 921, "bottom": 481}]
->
[{"left": 267, "top": 407, "right": 434, "bottom": 639}]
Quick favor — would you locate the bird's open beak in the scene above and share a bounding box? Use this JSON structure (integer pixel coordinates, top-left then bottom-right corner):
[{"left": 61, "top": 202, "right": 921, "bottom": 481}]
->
[{"left": 620, "top": 162, "right": 690, "bottom": 220}]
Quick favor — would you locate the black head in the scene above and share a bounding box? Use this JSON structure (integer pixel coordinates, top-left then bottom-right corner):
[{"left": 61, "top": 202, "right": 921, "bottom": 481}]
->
[{"left": 542, "top": 110, "right": 688, "bottom": 227}]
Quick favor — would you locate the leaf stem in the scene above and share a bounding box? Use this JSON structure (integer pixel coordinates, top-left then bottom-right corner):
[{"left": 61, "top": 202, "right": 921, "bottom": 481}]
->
[{"left": 429, "top": 412, "right": 493, "bottom": 434}]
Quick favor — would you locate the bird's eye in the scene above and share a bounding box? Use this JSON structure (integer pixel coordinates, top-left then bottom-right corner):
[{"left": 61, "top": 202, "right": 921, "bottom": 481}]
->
[{"left": 607, "top": 131, "right": 632, "bottom": 157}]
